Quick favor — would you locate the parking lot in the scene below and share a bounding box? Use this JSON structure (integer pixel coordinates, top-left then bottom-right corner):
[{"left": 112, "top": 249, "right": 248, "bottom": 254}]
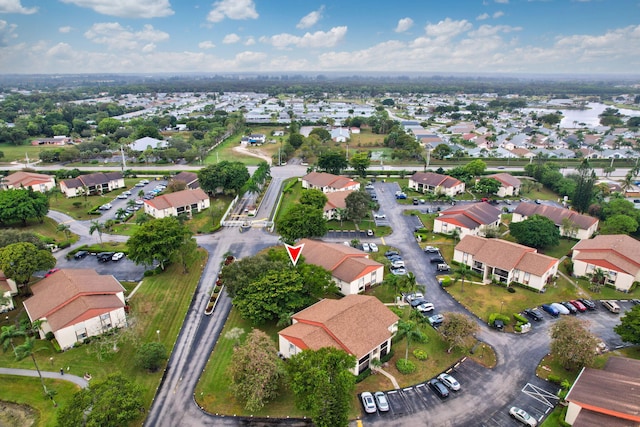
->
[{"left": 53, "top": 250, "right": 148, "bottom": 282}]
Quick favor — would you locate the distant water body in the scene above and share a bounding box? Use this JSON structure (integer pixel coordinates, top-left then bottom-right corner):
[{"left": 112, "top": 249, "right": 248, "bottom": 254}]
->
[{"left": 522, "top": 102, "right": 640, "bottom": 129}]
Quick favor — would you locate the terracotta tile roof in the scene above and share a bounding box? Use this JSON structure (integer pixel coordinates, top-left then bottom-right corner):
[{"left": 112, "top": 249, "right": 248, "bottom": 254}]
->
[
  {"left": 456, "top": 235, "right": 557, "bottom": 276},
  {"left": 3, "top": 171, "right": 54, "bottom": 188},
  {"left": 438, "top": 202, "right": 501, "bottom": 228},
  {"left": 145, "top": 188, "right": 208, "bottom": 210},
  {"left": 23, "top": 269, "right": 125, "bottom": 332},
  {"left": 302, "top": 172, "right": 359, "bottom": 190},
  {"left": 572, "top": 235, "right": 640, "bottom": 276},
  {"left": 566, "top": 357, "right": 640, "bottom": 424},
  {"left": 299, "top": 239, "right": 383, "bottom": 283},
  {"left": 410, "top": 172, "right": 462, "bottom": 189},
  {"left": 280, "top": 295, "right": 399, "bottom": 358},
  {"left": 487, "top": 173, "right": 521, "bottom": 188},
  {"left": 47, "top": 294, "right": 125, "bottom": 331},
  {"left": 515, "top": 202, "right": 598, "bottom": 229},
  {"left": 324, "top": 190, "right": 353, "bottom": 211}
]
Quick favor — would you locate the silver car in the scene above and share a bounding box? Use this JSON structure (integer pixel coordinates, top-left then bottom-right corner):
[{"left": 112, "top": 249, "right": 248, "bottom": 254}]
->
[
  {"left": 361, "top": 392, "right": 376, "bottom": 414},
  {"left": 509, "top": 406, "right": 537, "bottom": 426},
  {"left": 437, "top": 373, "right": 460, "bottom": 391},
  {"left": 374, "top": 391, "right": 389, "bottom": 412}
]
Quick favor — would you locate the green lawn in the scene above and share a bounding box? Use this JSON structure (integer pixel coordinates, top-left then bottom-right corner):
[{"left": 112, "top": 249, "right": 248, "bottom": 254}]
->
[
  {"left": 0, "top": 249, "right": 207, "bottom": 426},
  {"left": 0, "top": 216, "right": 79, "bottom": 248},
  {"left": 0, "top": 142, "right": 67, "bottom": 163},
  {"left": 538, "top": 238, "right": 577, "bottom": 259}
]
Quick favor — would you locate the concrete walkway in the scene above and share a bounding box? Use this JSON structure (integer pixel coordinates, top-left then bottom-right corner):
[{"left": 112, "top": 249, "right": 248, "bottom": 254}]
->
[
  {"left": 372, "top": 366, "right": 400, "bottom": 389},
  {"left": 0, "top": 367, "right": 89, "bottom": 388}
]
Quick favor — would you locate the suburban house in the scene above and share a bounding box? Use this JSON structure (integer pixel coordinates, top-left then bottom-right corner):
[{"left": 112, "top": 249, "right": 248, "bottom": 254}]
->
[
  {"left": 323, "top": 190, "right": 353, "bottom": 220},
  {"left": 247, "top": 134, "right": 266, "bottom": 144},
  {"left": 571, "top": 234, "right": 640, "bottom": 292},
  {"left": 129, "top": 136, "right": 167, "bottom": 152},
  {"left": 143, "top": 188, "right": 210, "bottom": 219},
  {"left": 433, "top": 202, "right": 502, "bottom": 239},
  {"left": 171, "top": 171, "right": 199, "bottom": 189},
  {"left": 408, "top": 172, "right": 465, "bottom": 197},
  {"left": 0, "top": 270, "right": 17, "bottom": 313},
  {"left": 301, "top": 172, "right": 360, "bottom": 193},
  {"left": 23, "top": 269, "right": 128, "bottom": 350},
  {"left": 298, "top": 239, "right": 384, "bottom": 295},
  {"left": 278, "top": 295, "right": 399, "bottom": 375},
  {"left": 453, "top": 235, "right": 559, "bottom": 290},
  {"left": 564, "top": 356, "right": 640, "bottom": 426},
  {"left": 60, "top": 172, "right": 125, "bottom": 197},
  {"left": 31, "top": 136, "right": 71, "bottom": 146},
  {"left": 330, "top": 127, "right": 350, "bottom": 142},
  {"left": 1, "top": 171, "right": 56, "bottom": 193},
  {"left": 512, "top": 202, "right": 599, "bottom": 239},
  {"left": 486, "top": 173, "right": 522, "bottom": 197}
]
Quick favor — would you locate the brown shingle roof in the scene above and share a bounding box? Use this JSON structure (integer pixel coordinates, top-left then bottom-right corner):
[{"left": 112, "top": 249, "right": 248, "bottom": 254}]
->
[
  {"left": 3, "top": 171, "right": 53, "bottom": 188},
  {"left": 145, "top": 188, "right": 208, "bottom": 210},
  {"left": 299, "top": 239, "right": 382, "bottom": 282},
  {"left": 438, "top": 202, "right": 501, "bottom": 228},
  {"left": 515, "top": 202, "right": 598, "bottom": 229},
  {"left": 572, "top": 235, "right": 640, "bottom": 276},
  {"left": 456, "top": 235, "right": 557, "bottom": 276},
  {"left": 23, "top": 269, "right": 125, "bottom": 332},
  {"left": 324, "top": 190, "right": 353, "bottom": 210},
  {"left": 172, "top": 172, "right": 199, "bottom": 189},
  {"left": 302, "top": 172, "right": 359, "bottom": 190},
  {"left": 487, "top": 173, "right": 521, "bottom": 188},
  {"left": 281, "top": 295, "right": 399, "bottom": 358},
  {"left": 410, "top": 172, "right": 462, "bottom": 189},
  {"left": 61, "top": 172, "right": 123, "bottom": 189}
]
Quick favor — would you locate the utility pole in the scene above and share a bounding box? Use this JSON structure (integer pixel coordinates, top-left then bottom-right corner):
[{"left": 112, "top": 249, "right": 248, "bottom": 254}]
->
[{"left": 120, "top": 145, "right": 126, "bottom": 172}]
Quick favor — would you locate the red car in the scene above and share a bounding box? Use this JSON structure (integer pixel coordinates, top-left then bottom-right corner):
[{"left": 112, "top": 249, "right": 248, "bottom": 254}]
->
[
  {"left": 45, "top": 268, "right": 60, "bottom": 277},
  {"left": 570, "top": 300, "right": 587, "bottom": 313}
]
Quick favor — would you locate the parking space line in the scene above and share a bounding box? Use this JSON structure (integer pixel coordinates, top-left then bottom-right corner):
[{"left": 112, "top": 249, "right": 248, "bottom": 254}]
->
[{"left": 521, "top": 383, "right": 560, "bottom": 408}]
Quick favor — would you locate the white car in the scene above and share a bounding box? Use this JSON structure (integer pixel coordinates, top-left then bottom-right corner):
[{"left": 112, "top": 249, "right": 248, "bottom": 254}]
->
[
  {"left": 416, "top": 302, "right": 435, "bottom": 313},
  {"left": 123, "top": 190, "right": 132, "bottom": 196},
  {"left": 424, "top": 246, "right": 439, "bottom": 253},
  {"left": 406, "top": 292, "right": 424, "bottom": 302},
  {"left": 362, "top": 243, "right": 371, "bottom": 252},
  {"left": 373, "top": 213, "right": 386, "bottom": 220},
  {"left": 369, "top": 243, "right": 379, "bottom": 252},
  {"left": 374, "top": 392, "right": 389, "bottom": 412},
  {"left": 117, "top": 193, "right": 128, "bottom": 199},
  {"left": 390, "top": 267, "right": 407, "bottom": 276},
  {"left": 361, "top": 392, "right": 377, "bottom": 414},
  {"left": 437, "top": 373, "right": 460, "bottom": 391},
  {"left": 391, "top": 260, "right": 405, "bottom": 269},
  {"left": 509, "top": 407, "right": 537, "bottom": 426},
  {"left": 135, "top": 199, "right": 144, "bottom": 205},
  {"left": 100, "top": 203, "right": 112, "bottom": 210},
  {"left": 111, "top": 252, "right": 125, "bottom": 262}
]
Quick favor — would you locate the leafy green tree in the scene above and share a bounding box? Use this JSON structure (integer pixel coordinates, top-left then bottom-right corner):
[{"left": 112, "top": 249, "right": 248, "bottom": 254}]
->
[
  {"left": 463, "top": 159, "right": 487, "bottom": 177},
  {"left": 286, "top": 347, "right": 356, "bottom": 427},
  {"left": 0, "top": 189, "right": 49, "bottom": 225},
  {"left": 345, "top": 190, "right": 372, "bottom": 224},
  {"left": 439, "top": 312, "right": 479, "bottom": 353},
  {"left": 509, "top": 215, "right": 560, "bottom": 249},
  {"left": 56, "top": 374, "right": 144, "bottom": 427},
  {"left": 198, "top": 161, "right": 250, "bottom": 196},
  {"left": 0, "top": 229, "right": 48, "bottom": 250},
  {"left": 614, "top": 305, "right": 640, "bottom": 345},
  {"left": 127, "top": 217, "right": 194, "bottom": 270},
  {"left": 586, "top": 267, "right": 606, "bottom": 293},
  {"left": 221, "top": 249, "right": 290, "bottom": 298},
  {"left": 96, "top": 117, "right": 121, "bottom": 134},
  {"left": 299, "top": 189, "right": 328, "bottom": 210},
  {"left": 452, "top": 263, "right": 472, "bottom": 293},
  {"left": 13, "top": 336, "right": 50, "bottom": 398},
  {"left": 396, "top": 319, "right": 427, "bottom": 361},
  {"left": 601, "top": 214, "right": 638, "bottom": 235},
  {"left": 571, "top": 160, "right": 596, "bottom": 213},
  {"left": 231, "top": 329, "right": 285, "bottom": 412},
  {"left": 288, "top": 132, "right": 304, "bottom": 149},
  {"left": 309, "top": 128, "right": 331, "bottom": 142},
  {"left": 277, "top": 204, "right": 327, "bottom": 244},
  {"left": 317, "top": 150, "right": 348, "bottom": 175},
  {"left": 349, "top": 151, "right": 370, "bottom": 178},
  {"left": 89, "top": 220, "right": 105, "bottom": 244},
  {"left": 0, "top": 324, "right": 25, "bottom": 356},
  {"left": 135, "top": 342, "right": 168, "bottom": 372},
  {"left": 550, "top": 317, "right": 599, "bottom": 371},
  {"left": 474, "top": 177, "right": 501, "bottom": 195},
  {"left": 0, "top": 242, "right": 56, "bottom": 295}
]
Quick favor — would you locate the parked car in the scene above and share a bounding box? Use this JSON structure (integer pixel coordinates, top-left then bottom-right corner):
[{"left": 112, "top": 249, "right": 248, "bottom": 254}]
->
[
  {"left": 135, "top": 182, "right": 146, "bottom": 187},
  {"left": 117, "top": 193, "right": 128, "bottom": 199},
  {"left": 405, "top": 292, "right": 424, "bottom": 303},
  {"left": 374, "top": 392, "right": 389, "bottom": 412},
  {"left": 367, "top": 229, "right": 374, "bottom": 237},
  {"left": 369, "top": 243, "right": 379, "bottom": 252},
  {"left": 112, "top": 252, "right": 125, "bottom": 262},
  {"left": 509, "top": 406, "right": 537, "bottom": 426},
  {"left": 579, "top": 298, "right": 596, "bottom": 310},
  {"left": 385, "top": 250, "right": 399, "bottom": 258},
  {"left": 523, "top": 308, "right": 544, "bottom": 322},
  {"left": 362, "top": 243, "right": 371, "bottom": 252},
  {"left": 387, "top": 254, "right": 403, "bottom": 262},
  {"left": 561, "top": 301, "right": 578, "bottom": 314},
  {"left": 395, "top": 193, "right": 407, "bottom": 200},
  {"left": 99, "top": 203, "right": 112, "bottom": 210},
  {"left": 551, "top": 302, "right": 570, "bottom": 315},
  {"left": 428, "top": 314, "right": 444, "bottom": 326},
  {"left": 427, "top": 379, "right": 449, "bottom": 398},
  {"left": 361, "top": 392, "right": 377, "bottom": 414},
  {"left": 390, "top": 267, "right": 407, "bottom": 276},
  {"left": 437, "top": 373, "right": 460, "bottom": 391},
  {"left": 391, "top": 260, "right": 405, "bottom": 269},
  {"left": 437, "top": 263, "right": 450, "bottom": 272},
  {"left": 409, "top": 298, "right": 428, "bottom": 308},
  {"left": 569, "top": 300, "right": 587, "bottom": 312},
  {"left": 74, "top": 250, "right": 88, "bottom": 260},
  {"left": 430, "top": 256, "right": 445, "bottom": 264},
  {"left": 601, "top": 300, "right": 621, "bottom": 314},
  {"left": 45, "top": 268, "right": 60, "bottom": 278},
  {"left": 541, "top": 304, "right": 559, "bottom": 317},
  {"left": 416, "top": 302, "right": 435, "bottom": 313},
  {"left": 97, "top": 252, "right": 115, "bottom": 262},
  {"left": 424, "top": 246, "right": 439, "bottom": 253},
  {"left": 373, "top": 213, "right": 386, "bottom": 219}
]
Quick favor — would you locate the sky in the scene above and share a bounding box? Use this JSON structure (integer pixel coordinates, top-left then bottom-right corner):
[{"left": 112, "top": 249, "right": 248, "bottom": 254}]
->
[{"left": 0, "top": 0, "right": 639, "bottom": 75}]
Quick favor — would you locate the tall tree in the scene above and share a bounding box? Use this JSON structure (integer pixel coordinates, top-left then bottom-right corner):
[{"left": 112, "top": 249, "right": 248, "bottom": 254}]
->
[
  {"left": 317, "top": 150, "right": 348, "bottom": 175},
  {"left": 287, "top": 347, "right": 356, "bottom": 427},
  {"left": 0, "top": 188, "right": 49, "bottom": 225},
  {"left": 349, "top": 151, "right": 371, "bottom": 178},
  {"left": 135, "top": 342, "right": 168, "bottom": 372},
  {"left": 345, "top": 190, "right": 372, "bottom": 225},
  {"left": 509, "top": 215, "right": 560, "bottom": 248},
  {"left": 0, "top": 242, "right": 56, "bottom": 295},
  {"left": 299, "top": 189, "right": 328, "bottom": 210},
  {"left": 231, "top": 329, "right": 285, "bottom": 412},
  {"left": 474, "top": 177, "right": 501, "bottom": 195},
  {"left": 89, "top": 220, "right": 105, "bottom": 244},
  {"left": 277, "top": 204, "right": 327, "bottom": 244},
  {"left": 438, "top": 312, "right": 479, "bottom": 353},
  {"left": 396, "top": 319, "right": 427, "bottom": 361},
  {"left": 452, "top": 264, "right": 472, "bottom": 293},
  {"left": 127, "top": 217, "right": 194, "bottom": 270},
  {"left": 13, "top": 337, "right": 49, "bottom": 398},
  {"left": 614, "top": 305, "right": 640, "bottom": 345},
  {"left": 550, "top": 317, "right": 599, "bottom": 371},
  {"left": 463, "top": 159, "right": 487, "bottom": 177},
  {"left": 198, "top": 161, "right": 250, "bottom": 196},
  {"left": 572, "top": 160, "right": 596, "bottom": 213}
]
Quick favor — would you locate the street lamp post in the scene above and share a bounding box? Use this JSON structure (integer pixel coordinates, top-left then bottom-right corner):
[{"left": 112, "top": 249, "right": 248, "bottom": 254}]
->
[
  {"left": 500, "top": 301, "right": 504, "bottom": 315},
  {"left": 156, "top": 330, "right": 160, "bottom": 342}
]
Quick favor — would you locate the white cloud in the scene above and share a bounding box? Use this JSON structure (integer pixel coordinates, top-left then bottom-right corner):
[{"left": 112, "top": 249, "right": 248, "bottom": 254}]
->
[
  {"left": 207, "top": 0, "right": 258, "bottom": 23},
  {"left": 59, "top": 26, "right": 72, "bottom": 33},
  {"left": 245, "top": 37, "right": 255, "bottom": 46},
  {"left": 495, "top": 0, "right": 509, "bottom": 3},
  {"left": 234, "top": 50, "right": 266, "bottom": 64},
  {"left": 395, "top": 17, "right": 414, "bottom": 33},
  {"left": 222, "top": 33, "right": 240, "bottom": 44},
  {"left": 60, "top": 0, "right": 173, "bottom": 18},
  {"left": 262, "top": 26, "right": 347, "bottom": 49},
  {"left": 198, "top": 40, "right": 215, "bottom": 49},
  {"left": 476, "top": 13, "right": 490, "bottom": 21},
  {"left": 0, "top": 0, "right": 37, "bottom": 14},
  {"left": 0, "top": 19, "right": 17, "bottom": 46},
  {"left": 84, "top": 23, "right": 169, "bottom": 51},
  {"left": 493, "top": 11, "right": 504, "bottom": 18},
  {"left": 296, "top": 6, "right": 324, "bottom": 29},
  {"left": 425, "top": 18, "right": 472, "bottom": 39},
  {"left": 469, "top": 24, "right": 521, "bottom": 38}
]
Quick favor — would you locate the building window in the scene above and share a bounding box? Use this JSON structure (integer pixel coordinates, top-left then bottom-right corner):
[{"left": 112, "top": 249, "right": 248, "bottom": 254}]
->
[
  {"left": 462, "top": 253, "right": 468, "bottom": 263},
  {"left": 100, "top": 313, "right": 112, "bottom": 329},
  {"left": 76, "top": 329, "right": 87, "bottom": 340},
  {"left": 289, "top": 343, "right": 296, "bottom": 354},
  {"left": 523, "top": 272, "right": 531, "bottom": 285}
]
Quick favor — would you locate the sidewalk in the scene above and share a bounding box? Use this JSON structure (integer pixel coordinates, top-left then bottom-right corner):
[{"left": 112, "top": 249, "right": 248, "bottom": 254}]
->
[
  {"left": 0, "top": 367, "right": 89, "bottom": 388},
  {"left": 372, "top": 366, "right": 400, "bottom": 389}
]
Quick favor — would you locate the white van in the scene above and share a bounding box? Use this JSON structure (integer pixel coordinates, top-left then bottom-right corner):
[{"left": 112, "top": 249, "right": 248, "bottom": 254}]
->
[{"left": 601, "top": 300, "right": 620, "bottom": 314}]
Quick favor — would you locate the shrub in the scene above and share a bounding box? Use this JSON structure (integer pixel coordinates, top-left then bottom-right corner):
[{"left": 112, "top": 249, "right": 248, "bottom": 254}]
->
[
  {"left": 441, "top": 276, "right": 452, "bottom": 287},
  {"left": 513, "top": 313, "right": 528, "bottom": 324},
  {"left": 396, "top": 358, "right": 416, "bottom": 374},
  {"left": 355, "top": 368, "right": 371, "bottom": 383},
  {"left": 547, "top": 374, "right": 563, "bottom": 385},
  {"left": 413, "top": 349, "right": 428, "bottom": 360},
  {"left": 380, "top": 348, "right": 394, "bottom": 364},
  {"left": 45, "top": 331, "right": 55, "bottom": 341},
  {"left": 514, "top": 324, "right": 522, "bottom": 332},
  {"left": 143, "top": 269, "right": 157, "bottom": 277},
  {"left": 488, "top": 313, "right": 511, "bottom": 325},
  {"left": 58, "top": 241, "right": 71, "bottom": 249}
]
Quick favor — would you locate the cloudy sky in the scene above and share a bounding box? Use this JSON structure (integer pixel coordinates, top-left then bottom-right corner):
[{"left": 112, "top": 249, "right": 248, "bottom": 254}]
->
[{"left": 1, "top": 0, "right": 639, "bottom": 75}]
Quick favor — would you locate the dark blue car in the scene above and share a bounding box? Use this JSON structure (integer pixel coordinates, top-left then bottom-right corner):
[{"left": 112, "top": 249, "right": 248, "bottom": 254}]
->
[{"left": 541, "top": 303, "right": 559, "bottom": 317}]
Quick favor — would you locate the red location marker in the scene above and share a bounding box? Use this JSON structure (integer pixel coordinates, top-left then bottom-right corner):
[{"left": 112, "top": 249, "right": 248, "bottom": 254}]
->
[{"left": 285, "top": 243, "right": 304, "bottom": 266}]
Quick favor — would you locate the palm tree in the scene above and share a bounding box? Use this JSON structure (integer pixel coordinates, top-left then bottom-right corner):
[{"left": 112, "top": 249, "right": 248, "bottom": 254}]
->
[
  {"left": 127, "top": 199, "right": 136, "bottom": 209},
  {"left": 89, "top": 220, "right": 105, "bottom": 244},
  {"left": 396, "top": 320, "right": 427, "bottom": 361},
  {"left": 138, "top": 189, "right": 145, "bottom": 199},
  {"left": 116, "top": 208, "right": 127, "bottom": 220},
  {"left": 453, "top": 264, "right": 472, "bottom": 293},
  {"left": 335, "top": 207, "right": 347, "bottom": 228},
  {"left": 14, "top": 336, "right": 49, "bottom": 397},
  {"left": 56, "top": 223, "right": 71, "bottom": 240},
  {"left": 0, "top": 324, "right": 26, "bottom": 356},
  {"left": 587, "top": 268, "right": 607, "bottom": 293}
]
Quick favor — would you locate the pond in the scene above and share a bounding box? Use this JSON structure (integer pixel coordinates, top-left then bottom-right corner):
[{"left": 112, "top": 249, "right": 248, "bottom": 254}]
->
[{"left": 522, "top": 102, "right": 640, "bottom": 128}]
